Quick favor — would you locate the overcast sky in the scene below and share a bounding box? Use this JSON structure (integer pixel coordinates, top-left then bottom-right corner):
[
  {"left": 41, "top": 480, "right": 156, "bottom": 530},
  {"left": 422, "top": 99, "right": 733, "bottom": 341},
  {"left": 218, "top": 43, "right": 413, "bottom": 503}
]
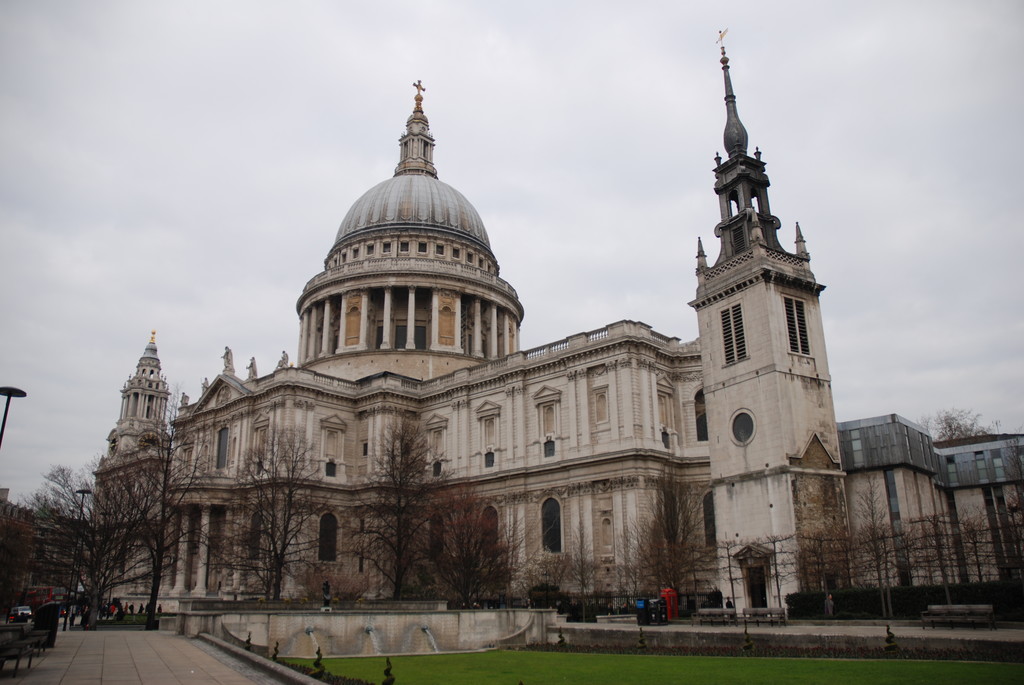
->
[{"left": 2, "top": 1, "right": 1022, "bottom": 501}]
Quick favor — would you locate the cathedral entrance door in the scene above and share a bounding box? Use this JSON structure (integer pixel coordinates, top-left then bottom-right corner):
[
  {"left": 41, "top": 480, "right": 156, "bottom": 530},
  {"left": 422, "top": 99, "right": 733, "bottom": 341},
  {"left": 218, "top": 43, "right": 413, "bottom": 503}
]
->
[{"left": 746, "top": 565, "right": 768, "bottom": 608}]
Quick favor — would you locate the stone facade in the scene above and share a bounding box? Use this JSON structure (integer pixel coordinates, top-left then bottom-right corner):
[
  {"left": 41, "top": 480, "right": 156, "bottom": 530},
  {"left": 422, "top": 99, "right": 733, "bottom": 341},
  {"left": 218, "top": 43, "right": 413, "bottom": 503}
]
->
[{"left": 104, "top": 54, "right": 853, "bottom": 610}]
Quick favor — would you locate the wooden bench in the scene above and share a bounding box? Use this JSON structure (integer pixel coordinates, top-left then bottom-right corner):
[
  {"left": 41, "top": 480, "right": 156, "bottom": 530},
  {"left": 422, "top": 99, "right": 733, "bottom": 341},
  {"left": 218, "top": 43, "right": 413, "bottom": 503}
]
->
[
  {"left": 0, "top": 641, "right": 35, "bottom": 678},
  {"left": 694, "top": 608, "right": 738, "bottom": 626},
  {"left": 920, "top": 604, "right": 995, "bottom": 630},
  {"left": 742, "top": 607, "right": 787, "bottom": 626}
]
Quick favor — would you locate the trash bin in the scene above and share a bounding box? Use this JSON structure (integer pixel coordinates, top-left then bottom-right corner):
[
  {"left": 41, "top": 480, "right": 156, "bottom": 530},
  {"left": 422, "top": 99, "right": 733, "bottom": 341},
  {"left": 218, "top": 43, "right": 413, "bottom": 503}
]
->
[
  {"left": 35, "top": 602, "right": 61, "bottom": 648},
  {"left": 649, "top": 598, "right": 667, "bottom": 625},
  {"left": 636, "top": 598, "right": 650, "bottom": 625}
]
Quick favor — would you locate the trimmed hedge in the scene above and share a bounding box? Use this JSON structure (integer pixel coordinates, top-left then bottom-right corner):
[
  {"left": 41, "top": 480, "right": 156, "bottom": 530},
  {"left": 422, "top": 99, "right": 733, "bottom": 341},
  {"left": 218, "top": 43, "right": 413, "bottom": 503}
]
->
[{"left": 786, "top": 580, "right": 1024, "bottom": 620}]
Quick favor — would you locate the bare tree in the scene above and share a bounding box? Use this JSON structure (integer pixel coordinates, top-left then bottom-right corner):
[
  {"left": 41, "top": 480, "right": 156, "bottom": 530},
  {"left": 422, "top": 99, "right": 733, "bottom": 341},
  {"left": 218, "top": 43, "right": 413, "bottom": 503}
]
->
[
  {"left": 428, "top": 486, "right": 511, "bottom": 607},
  {"left": 95, "top": 397, "right": 199, "bottom": 630},
  {"left": 229, "top": 428, "right": 319, "bottom": 599},
  {"left": 851, "top": 480, "right": 898, "bottom": 617},
  {"left": 797, "top": 520, "right": 852, "bottom": 593},
  {"left": 906, "top": 514, "right": 954, "bottom": 603},
  {"left": 566, "top": 516, "right": 596, "bottom": 621},
  {"left": 920, "top": 408, "right": 991, "bottom": 442},
  {"left": 357, "top": 415, "right": 443, "bottom": 599},
  {"left": 641, "top": 475, "right": 713, "bottom": 593},
  {"left": 32, "top": 464, "right": 148, "bottom": 629},
  {"left": 0, "top": 501, "right": 34, "bottom": 611},
  {"left": 614, "top": 517, "right": 647, "bottom": 598},
  {"left": 1001, "top": 435, "right": 1024, "bottom": 595}
]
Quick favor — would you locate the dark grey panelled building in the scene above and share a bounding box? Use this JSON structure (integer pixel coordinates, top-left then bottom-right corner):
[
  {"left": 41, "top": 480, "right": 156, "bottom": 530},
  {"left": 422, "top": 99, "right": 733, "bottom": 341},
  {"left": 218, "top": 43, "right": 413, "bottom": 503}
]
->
[{"left": 838, "top": 414, "right": 1023, "bottom": 583}]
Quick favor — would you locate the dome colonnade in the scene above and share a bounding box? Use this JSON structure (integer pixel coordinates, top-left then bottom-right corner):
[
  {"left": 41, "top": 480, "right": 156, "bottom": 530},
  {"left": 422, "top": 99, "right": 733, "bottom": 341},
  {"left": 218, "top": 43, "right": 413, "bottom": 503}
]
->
[{"left": 296, "top": 83, "right": 524, "bottom": 380}]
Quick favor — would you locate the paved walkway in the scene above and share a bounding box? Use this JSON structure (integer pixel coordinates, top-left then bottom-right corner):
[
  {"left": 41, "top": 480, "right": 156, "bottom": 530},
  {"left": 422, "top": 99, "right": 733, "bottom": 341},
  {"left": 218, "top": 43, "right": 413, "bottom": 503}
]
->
[{"left": 8, "top": 629, "right": 267, "bottom": 685}]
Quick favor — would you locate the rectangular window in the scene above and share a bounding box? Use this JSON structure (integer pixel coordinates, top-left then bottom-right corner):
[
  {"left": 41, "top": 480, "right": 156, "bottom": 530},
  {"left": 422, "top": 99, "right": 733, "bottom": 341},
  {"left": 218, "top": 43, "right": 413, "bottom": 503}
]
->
[
  {"left": 216, "top": 427, "right": 229, "bottom": 469},
  {"left": 435, "top": 244, "right": 444, "bottom": 256},
  {"left": 362, "top": 441, "right": 369, "bottom": 457},
  {"left": 366, "top": 244, "right": 374, "bottom": 255},
  {"left": 453, "top": 248, "right": 460, "bottom": 259},
  {"left": 484, "top": 451, "right": 495, "bottom": 468},
  {"left": 383, "top": 242, "right": 392, "bottom": 253},
  {"left": 975, "top": 452, "right": 989, "bottom": 481},
  {"left": 720, "top": 304, "right": 746, "bottom": 365},
  {"left": 352, "top": 247, "right": 359, "bottom": 258},
  {"left": 544, "top": 439, "right": 555, "bottom": 458},
  {"left": 784, "top": 297, "right": 810, "bottom": 354},
  {"left": 946, "top": 456, "right": 958, "bottom": 485},
  {"left": 399, "top": 241, "right": 409, "bottom": 253},
  {"left": 883, "top": 468, "right": 901, "bottom": 522},
  {"left": 993, "top": 454, "right": 1005, "bottom": 480},
  {"left": 325, "top": 462, "right": 337, "bottom": 477},
  {"left": 418, "top": 242, "right": 428, "bottom": 253}
]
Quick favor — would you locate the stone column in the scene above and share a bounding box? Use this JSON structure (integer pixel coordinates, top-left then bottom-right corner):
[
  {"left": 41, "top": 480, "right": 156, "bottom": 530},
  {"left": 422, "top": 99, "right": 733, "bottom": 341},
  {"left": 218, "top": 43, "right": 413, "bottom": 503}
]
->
[
  {"left": 191, "top": 506, "right": 211, "bottom": 597},
  {"left": 320, "top": 298, "right": 332, "bottom": 357},
  {"left": 405, "top": 287, "right": 417, "bottom": 350},
  {"left": 608, "top": 361, "right": 621, "bottom": 442},
  {"left": 172, "top": 510, "right": 189, "bottom": 594},
  {"left": 473, "top": 298, "right": 483, "bottom": 357},
  {"left": 381, "top": 287, "right": 393, "bottom": 349},
  {"left": 489, "top": 304, "right": 499, "bottom": 358},
  {"left": 337, "top": 293, "right": 348, "bottom": 352},
  {"left": 454, "top": 294, "right": 463, "bottom": 353},
  {"left": 358, "top": 290, "right": 369, "bottom": 350},
  {"left": 566, "top": 370, "right": 579, "bottom": 450},
  {"left": 298, "top": 309, "right": 309, "bottom": 363},
  {"left": 429, "top": 289, "right": 439, "bottom": 351}
]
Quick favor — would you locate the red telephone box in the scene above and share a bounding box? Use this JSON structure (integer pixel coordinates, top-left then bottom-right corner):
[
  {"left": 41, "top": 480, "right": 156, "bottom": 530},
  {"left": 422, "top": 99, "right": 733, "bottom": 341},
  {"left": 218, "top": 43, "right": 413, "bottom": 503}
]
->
[{"left": 660, "top": 588, "right": 678, "bottom": 621}]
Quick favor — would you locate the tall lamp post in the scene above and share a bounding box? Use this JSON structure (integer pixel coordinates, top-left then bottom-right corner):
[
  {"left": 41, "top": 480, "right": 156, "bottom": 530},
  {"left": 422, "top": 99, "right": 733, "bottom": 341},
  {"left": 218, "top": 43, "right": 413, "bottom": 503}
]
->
[
  {"left": 63, "top": 488, "right": 92, "bottom": 631},
  {"left": 0, "top": 386, "right": 27, "bottom": 452}
]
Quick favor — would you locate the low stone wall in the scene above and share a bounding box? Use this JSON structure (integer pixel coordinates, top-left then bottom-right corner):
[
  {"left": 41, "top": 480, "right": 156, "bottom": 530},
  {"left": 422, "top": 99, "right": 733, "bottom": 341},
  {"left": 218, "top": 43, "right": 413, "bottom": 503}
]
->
[
  {"left": 173, "top": 603, "right": 553, "bottom": 657},
  {"left": 558, "top": 623, "right": 1014, "bottom": 654}
]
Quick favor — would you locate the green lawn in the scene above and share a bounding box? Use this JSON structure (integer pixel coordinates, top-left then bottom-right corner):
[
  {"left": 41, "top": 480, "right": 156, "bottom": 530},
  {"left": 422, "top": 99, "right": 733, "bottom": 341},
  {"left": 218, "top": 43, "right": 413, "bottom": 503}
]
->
[{"left": 288, "top": 651, "right": 1024, "bottom": 685}]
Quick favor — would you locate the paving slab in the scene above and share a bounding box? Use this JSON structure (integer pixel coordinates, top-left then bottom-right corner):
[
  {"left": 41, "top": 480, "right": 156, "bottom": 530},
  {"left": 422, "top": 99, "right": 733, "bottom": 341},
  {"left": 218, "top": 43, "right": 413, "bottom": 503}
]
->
[{"left": 7, "top": 630, "right": 265, "bottom": 685}]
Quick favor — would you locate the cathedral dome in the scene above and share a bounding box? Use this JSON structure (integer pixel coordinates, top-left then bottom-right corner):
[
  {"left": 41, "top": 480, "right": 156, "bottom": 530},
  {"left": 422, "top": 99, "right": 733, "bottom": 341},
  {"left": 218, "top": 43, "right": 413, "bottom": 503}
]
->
[{"left": 335, "top": 173, "right": 490, "bottom": 249}]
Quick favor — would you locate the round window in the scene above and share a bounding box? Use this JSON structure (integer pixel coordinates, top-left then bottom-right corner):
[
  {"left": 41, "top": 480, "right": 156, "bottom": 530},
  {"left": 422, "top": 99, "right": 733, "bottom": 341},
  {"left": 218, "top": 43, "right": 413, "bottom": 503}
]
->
[{"left": 732, "top": 412, "right": 755, "bottom": 444}]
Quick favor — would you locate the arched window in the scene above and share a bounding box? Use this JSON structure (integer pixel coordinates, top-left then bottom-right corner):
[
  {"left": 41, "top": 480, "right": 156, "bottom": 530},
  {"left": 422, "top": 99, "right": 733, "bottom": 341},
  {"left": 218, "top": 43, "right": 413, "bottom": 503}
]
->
[
  {"left": 541, "top": 498, "right": 562, "bottom": 553},
  {"left": 703, "top": 491, "right": 716, "bottom": 547},
  {"left": 694, "top": 389, "right": 708, "bottom": 442},
  {"left": 248, "top": 514, "right": 261, "bottom": 560},
  {"left": 318, "top": 513, "right": 338, "bottom": 562},
  {"left": 482, "top": 506, "right": 499, "bottom": 547}
]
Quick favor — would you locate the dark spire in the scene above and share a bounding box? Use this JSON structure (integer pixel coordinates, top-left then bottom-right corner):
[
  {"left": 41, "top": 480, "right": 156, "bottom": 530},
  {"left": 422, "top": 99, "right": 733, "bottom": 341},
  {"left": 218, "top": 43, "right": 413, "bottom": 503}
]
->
[
  {"left": 395, "top": 80, "right": 438, "bottom": 178},
  {"left": 720, "top": 46, "right": 749, "bottom": 158}
]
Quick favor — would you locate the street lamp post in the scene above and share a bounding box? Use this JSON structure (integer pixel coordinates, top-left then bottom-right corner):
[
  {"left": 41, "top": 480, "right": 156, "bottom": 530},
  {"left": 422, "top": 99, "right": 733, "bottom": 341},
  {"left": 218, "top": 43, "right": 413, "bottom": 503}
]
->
[
  {"left": 0, "top": 386, "right": 27, "bottom": 452},
  {"left": 63, "top": 488, "right": 92, "bottom": 631}
]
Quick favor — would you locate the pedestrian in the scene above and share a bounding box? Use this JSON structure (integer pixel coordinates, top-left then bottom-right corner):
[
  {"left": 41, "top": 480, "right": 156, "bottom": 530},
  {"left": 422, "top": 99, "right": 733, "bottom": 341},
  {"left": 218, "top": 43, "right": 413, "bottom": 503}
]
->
[
  {"left": 824, "top": 593, "right": 835, "bottom": 616},
  {"left": 725, "top": 597, "right": 734, "bottom": 609}
]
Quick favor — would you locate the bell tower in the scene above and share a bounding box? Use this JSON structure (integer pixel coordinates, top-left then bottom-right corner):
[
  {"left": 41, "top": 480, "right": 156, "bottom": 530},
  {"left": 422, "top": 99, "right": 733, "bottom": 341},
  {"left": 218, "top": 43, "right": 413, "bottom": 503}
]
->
[
  {"left": 690, "top": 47, "right": 847, "bottom": 604},
  {"left": 105, "top": 331, "right": 170, "bottom": 462}
]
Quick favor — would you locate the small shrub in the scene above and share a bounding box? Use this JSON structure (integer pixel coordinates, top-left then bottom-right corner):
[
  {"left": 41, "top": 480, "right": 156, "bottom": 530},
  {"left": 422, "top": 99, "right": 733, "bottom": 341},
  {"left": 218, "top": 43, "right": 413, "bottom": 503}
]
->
[{"left": 884, "top": 625, "right": 899, "bottom": 653}]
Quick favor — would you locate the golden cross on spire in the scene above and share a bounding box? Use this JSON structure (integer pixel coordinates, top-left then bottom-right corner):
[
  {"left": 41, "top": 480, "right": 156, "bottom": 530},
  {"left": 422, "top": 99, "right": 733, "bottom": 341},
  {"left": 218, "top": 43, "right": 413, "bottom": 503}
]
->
[
  {"left": 412, "top": 80, "right": 426, "bottom": 112},
  {"left": 150, "top": 329, "right": 157, "bottom": 343}
]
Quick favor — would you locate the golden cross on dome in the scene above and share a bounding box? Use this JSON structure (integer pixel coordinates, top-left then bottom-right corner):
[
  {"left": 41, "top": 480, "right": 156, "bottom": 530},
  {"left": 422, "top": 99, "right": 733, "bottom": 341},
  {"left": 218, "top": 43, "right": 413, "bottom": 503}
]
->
[
  {"left": 412, "top": 80, "right": 426, "bottom": 97},
  {"left": 150, "top": 329, "right": 157, "bottom": 343}
]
